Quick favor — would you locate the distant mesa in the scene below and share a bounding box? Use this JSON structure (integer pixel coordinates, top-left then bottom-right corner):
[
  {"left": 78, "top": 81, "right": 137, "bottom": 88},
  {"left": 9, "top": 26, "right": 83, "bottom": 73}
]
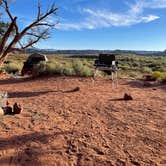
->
[{"left": 9, "top": 47, "right": 166, "bottom": 56}]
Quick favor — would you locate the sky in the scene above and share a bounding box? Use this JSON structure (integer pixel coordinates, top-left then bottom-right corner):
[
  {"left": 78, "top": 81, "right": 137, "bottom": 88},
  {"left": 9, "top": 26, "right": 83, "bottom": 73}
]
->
[{"left": 1, "top": 0, "right": 166, "bottom": 51}]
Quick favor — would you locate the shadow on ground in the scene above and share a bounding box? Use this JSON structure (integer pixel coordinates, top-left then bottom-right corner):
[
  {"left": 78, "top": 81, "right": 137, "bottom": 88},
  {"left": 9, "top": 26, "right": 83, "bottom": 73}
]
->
[
  {"left": 0, "top": 76, "right": 61, "bottom": 85},
  {"left": 0, "top": 77, "right": 35, "bottom": 85},
  {"left": 0, "top": 131, "right": 72, "bottom": 165},
  {"left": 8, "top": 87, "right": 80, "bottom": 98},
  {"left": 8, "top": 90, "right": 58, "bottom": 98},
  {"left": 124, "top": 80, "right": 166, "bottom": 90}
]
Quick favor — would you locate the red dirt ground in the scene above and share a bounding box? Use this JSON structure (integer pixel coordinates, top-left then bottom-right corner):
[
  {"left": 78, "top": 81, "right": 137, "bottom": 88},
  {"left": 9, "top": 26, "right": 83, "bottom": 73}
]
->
[{"left": 0, "top": 75, "right": 165, "bottom": 166}]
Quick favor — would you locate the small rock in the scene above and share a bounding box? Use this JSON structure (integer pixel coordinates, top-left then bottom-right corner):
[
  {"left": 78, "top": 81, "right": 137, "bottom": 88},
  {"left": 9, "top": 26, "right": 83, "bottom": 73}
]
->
[
  {"left": 3, "top": 106, "right": 13, "bottom": 115},
  {"left": 13, "top": 103, "right": 22, "bottom": 114},
  {"left": 64, "top": 86, "right": 80, "bottom": 93},
  {"left": 124, "top": 93, "right": 133, "bottom": 101}
]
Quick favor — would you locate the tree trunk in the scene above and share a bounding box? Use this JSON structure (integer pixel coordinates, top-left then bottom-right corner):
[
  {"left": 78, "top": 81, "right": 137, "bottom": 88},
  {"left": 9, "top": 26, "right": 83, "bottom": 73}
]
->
[
  {"left": 0, "top": 52, "right": 8, "bottom": 65},
  {"left": 0, "top": 17, "right": 17, "bottom": 66}
]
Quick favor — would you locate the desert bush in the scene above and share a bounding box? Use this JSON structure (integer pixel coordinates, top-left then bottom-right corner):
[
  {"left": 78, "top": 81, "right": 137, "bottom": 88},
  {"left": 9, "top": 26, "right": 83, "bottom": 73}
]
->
[
  {"left": 34, "top": 61, "right": 63, "bottom": 76},
  {"left": 46, "top": 62, "right": 63, "bottom": 75},
  {"left": 72, "top": 60, "right": 84, "bottom": 74},
  {"left": 72, "top": 60, "right": 93, "bottom": 77},
  {"left": 3, "top": 62, "right": 22, "bottom": 74},
  {"left": 3, "top": 53, "right": 166, "bottom": 79},
  {"left": 151, "top": 71, "right": 166, "bottom": 82},
  {"left": 33, "top": 61, "right": 47, "bottom": 76},
  {"left": 151, "top": 71, "right": 162, "bottom": 80},
  {"left": 128, "top": 72, "right": 138, "bottom": 78},
  {"left": 160, "top": 72, "right": 166, "bottom": 82},
  {"left": 0, "top": 66, "right": 4, "bottom": 74},
  {"left": 63, "top": 64, "right": 75, "bottom": 76},
  {"left": 119, "top": 64, "right": 131, "bottom": 70},
  {"left": 141, "top": 67, "right": 152, "bottom": 73},
  {"left": 33, "top": 60, "right": 93, "bottom": 77},
  {"left": 157, "top": 67, "right": 166, "bottom": 72},
  {"left": 82, "top": 59, "right": 93, "bottom": 67}
]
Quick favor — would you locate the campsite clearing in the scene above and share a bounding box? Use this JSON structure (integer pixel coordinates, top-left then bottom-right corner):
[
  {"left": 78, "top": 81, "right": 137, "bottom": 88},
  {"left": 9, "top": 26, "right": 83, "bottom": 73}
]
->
[{"left": 0, "top": 75, "right": 165, "bottom": 165}]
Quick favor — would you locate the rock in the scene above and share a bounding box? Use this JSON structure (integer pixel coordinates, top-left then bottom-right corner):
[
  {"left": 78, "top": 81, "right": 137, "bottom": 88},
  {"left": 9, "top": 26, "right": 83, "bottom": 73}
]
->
[
  {"left": 0, "top": 103, "right": 22, "bottom": 115},
  {"left": 0, "top": 107, "right": 4, "bottom": 116},
  {"left": 64, "top": 87, "right": 80, "bottom": 93},
  {"left": 13, "top": 103, "right": 22, "bottom": 114},
  {"left": 3, "top": 106, "right": 13, "bottom": 115},
  {"left": 124, "top": 93, "right": 133, "bottom": 100}
]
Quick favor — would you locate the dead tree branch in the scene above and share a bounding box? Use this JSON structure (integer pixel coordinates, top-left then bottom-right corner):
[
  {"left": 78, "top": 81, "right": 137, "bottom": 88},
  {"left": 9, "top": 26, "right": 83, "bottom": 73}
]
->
[{"left": 0, "top": 0, "right": 58, "bottom": 64}]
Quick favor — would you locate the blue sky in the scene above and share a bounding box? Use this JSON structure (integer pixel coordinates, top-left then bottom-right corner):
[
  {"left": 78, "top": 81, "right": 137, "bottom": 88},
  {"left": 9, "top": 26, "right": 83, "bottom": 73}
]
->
[{"left": 1, "top": 0, "right": 166, "bottom": 50}]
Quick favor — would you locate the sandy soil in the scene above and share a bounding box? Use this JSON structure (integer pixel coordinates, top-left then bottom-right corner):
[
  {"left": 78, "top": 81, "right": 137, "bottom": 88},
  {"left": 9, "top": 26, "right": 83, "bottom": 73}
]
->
[{"left": 0, "top": 75, "right": 165, "bottom": 166}]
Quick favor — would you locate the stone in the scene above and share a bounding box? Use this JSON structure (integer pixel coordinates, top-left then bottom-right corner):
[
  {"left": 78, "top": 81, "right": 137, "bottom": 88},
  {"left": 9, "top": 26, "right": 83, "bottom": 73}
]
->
[
  {"left": 124, "top": 93, "right": 133, "bottom": 101},
  {"left": 13, "top": 103, "right": 22, "bottom": 114}
]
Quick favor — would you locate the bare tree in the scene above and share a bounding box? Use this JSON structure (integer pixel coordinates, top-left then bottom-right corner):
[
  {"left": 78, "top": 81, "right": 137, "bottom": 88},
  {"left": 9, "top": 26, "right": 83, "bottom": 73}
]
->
[{"left": 0, "top": 0, "right": 58, "bottom": 65}]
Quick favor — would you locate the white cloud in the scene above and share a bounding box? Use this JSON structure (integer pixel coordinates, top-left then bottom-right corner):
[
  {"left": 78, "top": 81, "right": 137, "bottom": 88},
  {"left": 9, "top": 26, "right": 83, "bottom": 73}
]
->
[
  {"left": 56, "top": 0, "right": 164, "bottom": 30},
  {"left": 142, "top": 15, "right": 160, "bottom": 22},
  {"left": 56, "top": 11, "right": 159, "bottom": 30},
  {"left": 84, "top": 8, "right": 159, "bottom": 26},
  {"left": 56, "top": 23, "right": 83, "bottom": 30},
  {"left": 145, "top": 0, "right": 166, "bottom": 9},
  {"left": 127, "top": 1, "right": 145, "bottom": 15}
]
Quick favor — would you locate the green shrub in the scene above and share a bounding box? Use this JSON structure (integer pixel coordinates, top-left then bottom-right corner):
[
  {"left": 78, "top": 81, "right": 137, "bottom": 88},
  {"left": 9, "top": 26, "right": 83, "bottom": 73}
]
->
[
  {"left": 33, "top": 60, "right": 93, "bottom": 77},
  {"left": 128, "top": 72, "right": 137, "bottom": 78},
  {"left": 34, "top": 61, "right": 63, "bottom": 76},
  {"left": 160, "top": 72, "right": 166, "bottom": 82},
  {"left": 63, "top": 64, "right": 75, "bottom": 76},
  {"left": 79, "top": 66, "right": 93, "bottom": 77},
  {"left": 82, "top": 59, "right": 93, "bottom": 67},
  {"left": 0, "top": 66, "right": 4, "bottom": 74},
  {"left": 141, "top": 67, "right": 152, "bottom": 73},
  {"left": 119, "top": 64, "right": 130, "bottom": 70},
  {"left": 34, "top": 61, "right": 47, "bottom": 75},
  {"left": 157, "top": 67, "right": 166, "bottom": 72},
  {"left": 72, "top": 60, "right": 84, "bottom": 74},
  {"left": 46, "top": 62, "right": 63, "bottom": 75},
  {"left": 151, "top": 71, "right": 166, "bottom": 82},
  {"left": 4, "top": 62, "right": 22, "bottom": 74},
  {"left": 151, "top": 71, "right": 162, "bottom": 80},
  {"left": 72, "top": 60, "right": 93, "bottom": 77}
]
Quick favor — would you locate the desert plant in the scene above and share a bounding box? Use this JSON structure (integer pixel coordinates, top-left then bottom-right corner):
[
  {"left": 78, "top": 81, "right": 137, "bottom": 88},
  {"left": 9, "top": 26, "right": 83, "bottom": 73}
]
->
[
  {"left": 72, "top": 60, "right": 93, "bottom": 77},
  {"left": 151, "top": 71, "right": 162, "bottom": 80},
  {"left": 141, "top": 67, "right": 152, "bottom": 73},
  {"left": 157, "top": 67, "right": 166, "bottom": 72},
  {"left": 3, "top": 62, "right": 22, "bottom": 74},
  {"left": 34, "top": 61, "right": 63, "bottom": 76},
  {"left": 160, "top": 72, "right": 166, "bottom": 82},
  {"left": 128, "top": 72, "right": 137, "bottom": 78},
  {"left": 151, "top": 71, "right": 166, "bottom": 82},
  {"left": 0, "top": 66, "right": 4, "bottom": 73},
  {"left": 119, "top": 64, "right": 131, "bottom": 70},
  {"left": 63, "top": 64, "right": 75, "bottom": 76},
  {"left": 45, "top": 62, "right": 63, "bottom": 75}
]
